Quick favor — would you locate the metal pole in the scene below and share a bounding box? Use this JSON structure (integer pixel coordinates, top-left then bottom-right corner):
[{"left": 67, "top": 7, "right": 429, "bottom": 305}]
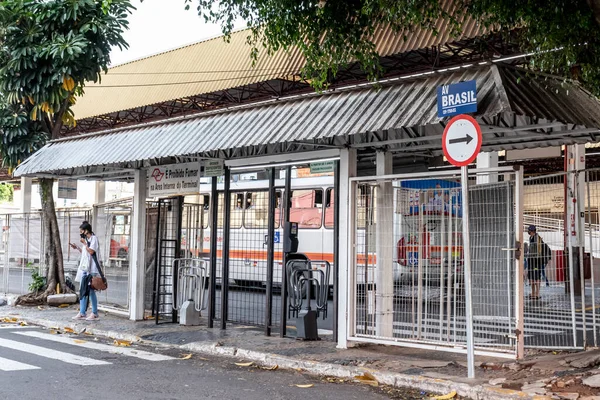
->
[
  {"left": 208, "top": 176, "right": 218, "bottom": 328},
  {"left": 417, "top": 196, "right": 424, "bottom": 339},
  {"left": 446, "top": 199, "right": 453, "bottom": 340},
  {"left": 567, "top": 171, "right": 578, "bottom": 347},
  {"left": 280, "top": 166, "right": 292, "bottom": 338},
  {"left": 506, "top": 182, "right": 512, "bottom": 338},
  {"left": 221, "top": 167, "right": 231, "bottom": 330},
  {"left": 153, "top": 200, "right": 163, "bottom": 324},
  {"left": 461, "top": 166, "right": 475, "bottom": 379},
  {"left": 577, "top": 172, "right": 587, "bottom": 348},
  {"left": 587, "top": 172, "right": 597, "bottom": 347},
  {"left": 364, "top": 186, "right": 370, "bottom": 334},
  {"left": 515, "top": 167, "right": 525, "bottom": 359},
  {"left": 439, "top": 201, "right": 446, "bottom": 341},
  {"left": 333, "top": 160, "right": 340, "bottom": 343},
  {"left": 173, "top": 196, "right": 184, "bottom": 324},
  {"left": 265, "top": 168, "right": 276, "bottom": 336}
]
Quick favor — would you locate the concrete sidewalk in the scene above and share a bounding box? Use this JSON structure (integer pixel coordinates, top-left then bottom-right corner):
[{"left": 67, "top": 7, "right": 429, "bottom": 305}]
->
[{"left": 1, "top": 301, "right": 600, "bottom": 400}]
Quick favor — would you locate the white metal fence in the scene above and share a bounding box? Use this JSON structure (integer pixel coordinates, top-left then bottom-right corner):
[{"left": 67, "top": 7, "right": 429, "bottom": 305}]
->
[
  {"left": 348, "top": 168, "right": 522, "bottom": 358},
  {"left": 0, "top": 209, "right": 90, "bottom": 296}
]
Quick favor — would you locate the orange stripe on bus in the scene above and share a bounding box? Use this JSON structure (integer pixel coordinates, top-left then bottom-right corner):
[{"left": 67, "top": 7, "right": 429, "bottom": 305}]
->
[{"left": 207, "top": 249, "right": 336, "bottom": 263}]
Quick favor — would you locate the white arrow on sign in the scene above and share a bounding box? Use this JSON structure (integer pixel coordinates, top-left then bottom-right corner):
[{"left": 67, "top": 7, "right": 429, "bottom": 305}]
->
[{"left": 442, "top": 114, "right": 482, "bottom": 167}]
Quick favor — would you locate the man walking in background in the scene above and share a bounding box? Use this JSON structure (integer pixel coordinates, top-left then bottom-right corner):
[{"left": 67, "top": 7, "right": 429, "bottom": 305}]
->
[{"left": 526, "top": 225, "right": 552, "bottom": 300}]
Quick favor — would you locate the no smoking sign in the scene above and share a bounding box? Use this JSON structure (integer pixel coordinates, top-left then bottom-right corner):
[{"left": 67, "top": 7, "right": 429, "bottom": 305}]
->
[{"left": 442, "top": 114, "right": 482, "bottom": 167}]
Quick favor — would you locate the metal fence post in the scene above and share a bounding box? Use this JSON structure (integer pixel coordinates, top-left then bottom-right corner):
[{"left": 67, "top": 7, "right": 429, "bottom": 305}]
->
[
  {"left": 265, "top": 168, "right": 276, "bottom": 336},
  {"left": 208, "top": 176, "right": 218, "bottom": 328},
  {"left": 220, "top": 167, "right": 231, "bottom": 330},
  {"left": 567, "top": 170, "right": 578, "bottom": 347},
  {"left": 576, "top": 171, "right": 587, "bottom": 347},
  {"left": 280, "top": 165, "right": 292, "bottom": 338},
  {"left": 461, "top": 166, "right": 475, "bottom": 379},
  {"left": 515, "top": 166, "right": 525, "bottom": 359},
  {"left": 333, "top": 160, "right": 340, "bottom": 343},
  {"left": 586, "top": 171, "right": 598, "bottom": 347}
]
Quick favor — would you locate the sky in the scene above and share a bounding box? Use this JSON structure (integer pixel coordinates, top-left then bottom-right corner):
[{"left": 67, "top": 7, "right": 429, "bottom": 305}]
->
[{"left": 110, "top": 1, "right": 236, "bottom": 66}]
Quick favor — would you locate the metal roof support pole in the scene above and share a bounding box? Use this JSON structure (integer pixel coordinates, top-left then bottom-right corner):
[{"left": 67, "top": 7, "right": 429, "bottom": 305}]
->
[
  {"left": 208, "top": 176, "right": 218, "bottom": 329},
  {"left": 279, "top": 166, "right": 292, "bottom": 338},
  {"left": 375, "top": 151, "right": 394, "bottom": 338},
  {"left": 19, "top": 177, "right": 32, "bottom": 214},
  {"left": 220, "top": 167, "right": 232, "bottom": 330},
  {"left": 91, "top": 181, "right": 106, "bottom": 229},
  {"left": 129, "top": 169, "right": 147, "bottom": 321},
  {"left": 337, "top": 148, "right": 357, "bottom": 349}
]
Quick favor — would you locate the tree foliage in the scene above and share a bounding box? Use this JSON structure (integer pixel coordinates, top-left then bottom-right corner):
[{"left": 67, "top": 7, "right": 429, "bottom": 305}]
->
[
  {"left": 0, "top": 183, "right": 13, "bottom": 203},
  {"left": 187, "top": 0, "right": 600, "bottom": 94},
  {"left": 0, "top": 0, "right": 133, "bottom": 303},
  {"left": 0, "top": 0, "right": 134, "bottom": 169}
]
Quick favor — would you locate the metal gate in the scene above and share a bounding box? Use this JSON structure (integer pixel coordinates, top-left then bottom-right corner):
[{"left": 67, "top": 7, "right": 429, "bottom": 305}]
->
[
  {"left": 213, "top": 168, "right": 284, "bottom": 333},
  {"left": 348, "top": 168, "right": 523, "bottom": 358},
  {"left": 523, "top": 169, "right": 600, "bottom": 350},
  {"left": 152, "top": 197, "right": 183, "bottom": 324}
]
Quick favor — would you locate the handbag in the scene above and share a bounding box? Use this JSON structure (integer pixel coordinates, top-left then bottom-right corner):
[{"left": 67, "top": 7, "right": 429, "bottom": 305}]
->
[{"left": 88, "top": 240, "right": 108, "bottom": 291}]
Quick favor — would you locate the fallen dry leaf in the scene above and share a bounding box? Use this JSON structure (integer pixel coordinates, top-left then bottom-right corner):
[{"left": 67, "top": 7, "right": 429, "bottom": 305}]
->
[
  {"left": 63, "top": 327, "right": 75, "bottom": 333},
  {"left": 73, "top": 339, "right": 86, "bottom": 344},
  {"left": 294, "top": 384, "right": 314, "bottom": 388},
  {"left": 235, "top": 362, "right": 254, "bottom": 367},
  {"left": 19, "top": 321, "right": 28, "bottom": 326},
  {"left": 58, "top": 304, "right": 70, "bottom": 308},
  {"left": 113, "top": 340, "right": 132, "bottom": 347},
  {"left": 84, "top": 332, "right": 93, "bottom": 336},
  {"left": 262, "top": 365, "right": 278, "bottom": 371},
  {"left": 49, "top": 330, "right": 58, "bottom": 335},
  {"left": 354, "top": 372, "right": 379, "bottom": 387},
  {"left": 37, "top": 306, "right": 45, "bottom": 310},
  {"left": 180, "top": 354, "right": 193, "bottom": 360},
  {"left": 431, "top": 390, "right": 457, "bottom": 400}
]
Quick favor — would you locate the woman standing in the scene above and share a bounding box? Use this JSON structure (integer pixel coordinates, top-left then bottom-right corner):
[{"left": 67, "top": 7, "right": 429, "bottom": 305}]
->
[{"left": 71, "top": 221, "right": 102, "bottom": 321}]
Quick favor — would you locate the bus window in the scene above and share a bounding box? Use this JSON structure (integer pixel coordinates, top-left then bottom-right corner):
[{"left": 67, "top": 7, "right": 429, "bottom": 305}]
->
[
  {"left": 200, "top": 194, "right": 209, "bottom": 229},
  {"left": 216, "top": 193, "right": 243, "bottom": 228},
  {"left": 275, "top": 191, "right": 282, "bottom": 228},
  {"left": 325, "top": 188, "right": 334, "bottom": 229},
  {"left": 290, "top": 189, "right": 323, "bottom": 229},
  {"left": 244, "top": 191, "right": 282, "bottom": 229}
]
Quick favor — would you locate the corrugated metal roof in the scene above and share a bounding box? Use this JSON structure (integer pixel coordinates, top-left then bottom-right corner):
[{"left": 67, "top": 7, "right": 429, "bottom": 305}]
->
[
  {"left": 16, "top": 64, "right": 600, "bottom": 177},
  {"left": 72, "top": 10, "right": 487, "bottom": 120}
]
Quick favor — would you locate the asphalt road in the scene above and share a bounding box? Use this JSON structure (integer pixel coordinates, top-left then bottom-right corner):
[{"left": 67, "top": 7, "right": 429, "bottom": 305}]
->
[{"left": 0, "top": 325, "right": 423, "bottom": 400}]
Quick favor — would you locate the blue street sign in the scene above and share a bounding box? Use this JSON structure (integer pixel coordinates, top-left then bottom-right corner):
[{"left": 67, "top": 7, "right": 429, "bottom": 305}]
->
[
  {"left": 274, "top": 231, "right": 280, "bottom": 244},
  {"left": 437, "top": 80, "right": 477, "bottom": 118}
]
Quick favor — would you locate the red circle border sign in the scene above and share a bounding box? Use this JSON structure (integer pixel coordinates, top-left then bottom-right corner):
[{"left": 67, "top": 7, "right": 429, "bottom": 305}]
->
[{"left": 442, "top": 114, "right": 482, "bottom": 167}]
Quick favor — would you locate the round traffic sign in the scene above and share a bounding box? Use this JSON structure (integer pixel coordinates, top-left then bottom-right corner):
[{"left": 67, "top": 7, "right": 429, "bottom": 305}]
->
[{"left": 442, "top": 114, "right": 482, "bottom": 167}]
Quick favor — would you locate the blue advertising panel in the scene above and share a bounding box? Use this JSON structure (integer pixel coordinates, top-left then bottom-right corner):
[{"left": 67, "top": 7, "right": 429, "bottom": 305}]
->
[
  {"left": 400, "top": 179, "right": 462, "bottom": 217},
  {"left": 437, "top": 80, "right": 477, "bottom": 118}
]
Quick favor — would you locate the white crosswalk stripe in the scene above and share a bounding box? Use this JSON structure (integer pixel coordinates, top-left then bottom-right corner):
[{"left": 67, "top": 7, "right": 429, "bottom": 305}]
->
[
  {"left": 16, "top": 331, "right": 175, "bottom": 362},
  {"left": 0, "top": 325, "right": 36, "bottom": 330},
  {"left": 0, "top": 337, "right": 110, "bottom": 366},
  {"left": 0, "top": 356, "right": 40, "bottom": 371}
]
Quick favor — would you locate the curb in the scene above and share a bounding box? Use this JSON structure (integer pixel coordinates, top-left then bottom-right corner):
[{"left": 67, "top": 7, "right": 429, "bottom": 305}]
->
[{"left": 5, "top": 314, "right": 542, "bottom": 400}]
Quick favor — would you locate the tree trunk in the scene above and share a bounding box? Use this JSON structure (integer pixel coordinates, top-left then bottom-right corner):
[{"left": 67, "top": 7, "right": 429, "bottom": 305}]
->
[
  {"left": 15, "top": 178, "right": 72, "bottom": 305},
  {"left": 588, "top": 0, "right": 600, "bottom": 26}
]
